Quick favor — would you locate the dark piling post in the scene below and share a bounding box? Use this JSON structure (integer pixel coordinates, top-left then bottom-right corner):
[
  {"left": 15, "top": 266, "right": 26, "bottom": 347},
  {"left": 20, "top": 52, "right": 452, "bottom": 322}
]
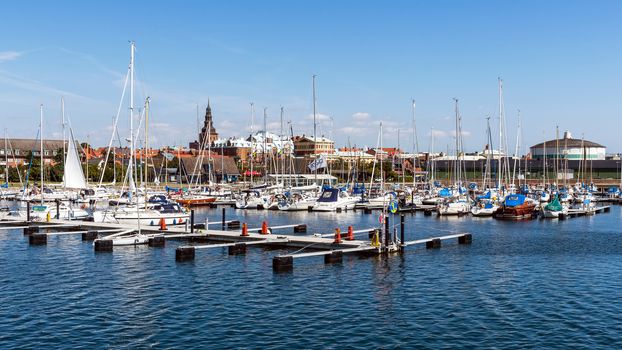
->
[
  {"left": 190, "top": 209, "right": 195, "bottom": 233},
  {"left": 384, "top": 215, "right": 390, "bottom": 246},
  {"left": 228, "top": 242, "right": 247, "bottom": 255},
  {"left": 81, "top": 230, "right": 98, "bottom": 241},
  {"left": 23, "top": 226, "right": 39, "bottom": 235},
  {"left": 426, "top": 238, "right": 441, "bottom": 249},
  {"left": 400, "top": 214, "right": 405, "bottom": 250},
  {"left": 55, "top": 199, "right": 60, "bottom": 219},
  {"left": 324, "top": 251, "right": 343, "bottom": 264},
  {"left": 221, "top": 207, "right": 226, "bottom": 230},
  {"left": 273, "top": 256, "right": 293, "bottom": 272},
  {"left": 458, "top": 233, "right": 472, "bottom": 244},
  {"left": 29, "top": 233, "right": 47, "bottom": 245},
  {"left": 94, "top": 239, "right": 113, "bottom": 252},
  {"left": 176, "top": 247, "right": 195, "bottom": 262},
  {"left": 148, "top": 236, "right": 166, "bottom": 247},
  {"left": 26, "top": 201, "right": 31, "bottom": 222},
  {"left": 294, "top": 224, "right": 307, "bottom": 233}
]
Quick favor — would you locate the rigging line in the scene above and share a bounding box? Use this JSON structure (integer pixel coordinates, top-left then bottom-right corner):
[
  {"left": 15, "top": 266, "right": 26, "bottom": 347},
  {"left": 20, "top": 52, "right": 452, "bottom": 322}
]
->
[{"left": 99, "top": 67, "right": 130, "bottom": 187}]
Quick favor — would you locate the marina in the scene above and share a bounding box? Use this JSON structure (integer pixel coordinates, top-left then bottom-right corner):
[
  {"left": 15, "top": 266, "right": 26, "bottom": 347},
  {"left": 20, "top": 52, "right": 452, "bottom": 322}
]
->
[{"left": 2, "top": 1, "right": 622, "bottom": 348}]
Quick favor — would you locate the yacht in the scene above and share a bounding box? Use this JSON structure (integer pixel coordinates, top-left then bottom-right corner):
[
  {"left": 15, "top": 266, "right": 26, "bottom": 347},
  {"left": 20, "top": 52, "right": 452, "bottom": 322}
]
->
[{"left": 312, "top": 188, "right": 359, "bottom": 212}]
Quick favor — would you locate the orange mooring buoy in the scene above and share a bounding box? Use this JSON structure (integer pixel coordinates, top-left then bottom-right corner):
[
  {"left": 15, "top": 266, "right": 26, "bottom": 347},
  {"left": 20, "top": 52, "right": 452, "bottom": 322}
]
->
[
  {"left": 334, "top": 228, "right": 342, "bottom": 244},
  {"left": 261, "top": 221, "right": 269, "bottom": 235},
  {"left": 347, "top": 226, "right": 354, "bottom": 241},
  {"left": 241, "top": 223, "right": 249, "bottom": 236},
  {"left": 159, "top": 217, "right": 167, "bottom": 231}
]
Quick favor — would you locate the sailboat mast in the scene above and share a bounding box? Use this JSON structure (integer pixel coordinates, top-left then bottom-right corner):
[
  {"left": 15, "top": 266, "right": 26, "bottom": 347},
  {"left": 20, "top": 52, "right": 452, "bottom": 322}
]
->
[
  {"left": 555, "top": 125, "right": 559, "bottom": 185},
  {"left": 263, "top": 107, "right": 267, "bottom": 183},
  {"left": 454, "top": 98, "right": 460, "bottom": 187},
  {"left": 312, "top": 74, "right": 317, "bottom": 186},
  {"left": 40, "top": 104, "right": 44, "bottom": 205},
  {"left": 512, "top": 110, "right": 521, "bottom": 186},
  {"left": 380, "top": 122, "right": 384, "bottom": 192},
  {"left": 86, "top": 134, "right": 89, "bottom": 187},
  {"left": 280, "top": 106, "right": 284, "bottom": 184},
  {"left": 497, "top": 78, "right": 503, "bottom": 189},
  {"left": 250, "top": 102, "right": 254, "bottom": 185},
  {"left": 144, "top": 97, "right": 150, "bottom": 208},
  {"left": 4, "top": 129, "right": 8, "bottom": 185},
  {"left": 61, "top": 97, "right": 66, "bottom": 188},
  {"left": 543, "top": 135, "right": 547, "bottom": 189},
  {"left": 129, "top": 41, "right": 142, "bottom": 232},
  {"left": 129, "top": 41, "right": 135, "bottom": 193},
  {"left": 412, "top": 99, "right": 418, "bottom": 189},
  {"left": 430, "top": 128, "right": 436, "bottom": 186},
  {"left": 484, "top": 117, "right": 492, "bottom": 190}
]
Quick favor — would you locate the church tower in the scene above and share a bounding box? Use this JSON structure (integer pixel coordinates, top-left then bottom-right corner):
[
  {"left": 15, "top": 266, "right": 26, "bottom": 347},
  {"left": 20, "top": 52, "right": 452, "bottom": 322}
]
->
[{"left": 199, "top": 100, "right": 219, "bottom": 146}]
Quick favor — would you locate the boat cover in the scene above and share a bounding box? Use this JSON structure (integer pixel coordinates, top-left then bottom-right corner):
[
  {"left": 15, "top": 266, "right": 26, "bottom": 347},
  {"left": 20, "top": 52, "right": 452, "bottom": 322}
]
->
[
  {"left": 439, "top": 188, "right": 453, "bottom": 197},
  {"left": 504, "top": 194, "right": 526, "bottom": 207},
  {"left": 544, "top": 196, "right": 562, "bottom": 212}
]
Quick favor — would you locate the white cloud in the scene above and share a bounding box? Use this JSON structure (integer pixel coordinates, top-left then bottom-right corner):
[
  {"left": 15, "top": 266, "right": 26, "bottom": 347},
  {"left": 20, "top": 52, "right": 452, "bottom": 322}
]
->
[
  {"left": 0, "top": 51, "right": 21, "bottom": 62},
  {"left": 150, "top": 122, "right": 171, "bottom": 129},
  {"left": 337, "top": 126, "right": 370, "bottom": 136},
  {"left": 450, "top": 130, "right": 471, "bottom": 137},
  {"left": 429, "top": 130, "right": 448, "bottom": 138},
  {"left": 427, "top": 129, "right": 471, "bottom": 138},
  {"left": 305, "top": 113, "right": 331, "bottom": 122},
  {"left": 352, "top": 112, "right": 370, "bottom": 122}
]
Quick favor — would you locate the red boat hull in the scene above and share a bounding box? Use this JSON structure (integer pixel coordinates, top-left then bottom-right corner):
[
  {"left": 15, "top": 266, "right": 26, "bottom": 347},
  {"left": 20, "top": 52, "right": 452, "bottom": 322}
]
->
[{"left": 493, "top": 203, "right": 537, "bottom": 220}]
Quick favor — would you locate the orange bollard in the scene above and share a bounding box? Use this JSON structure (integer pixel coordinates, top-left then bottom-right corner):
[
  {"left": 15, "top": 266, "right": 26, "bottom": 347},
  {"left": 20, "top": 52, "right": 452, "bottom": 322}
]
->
[
  {"left": 261, "top": 221, "right": 269, "bottom": 235},
  {"left": 159, "top": 217, "right": 167, "bottom": 231},
  {"left": 334, "top": 228, "right": 342, "bottom": 244},
  {"left": 347, "top": 226, "right": 354, "bottom": 241},
  {"left": 241, "top": 223, "right": 249, "bottom": 236}
]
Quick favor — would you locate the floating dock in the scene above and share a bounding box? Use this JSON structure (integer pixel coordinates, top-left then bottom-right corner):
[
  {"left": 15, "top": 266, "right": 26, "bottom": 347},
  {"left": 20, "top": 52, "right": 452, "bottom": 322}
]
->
[{"left": 0, "top": 213, "right": 473, "bottom": 272}]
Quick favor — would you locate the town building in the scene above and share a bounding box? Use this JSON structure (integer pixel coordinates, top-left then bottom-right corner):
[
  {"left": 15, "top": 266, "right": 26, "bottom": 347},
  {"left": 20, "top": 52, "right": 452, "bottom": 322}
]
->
[
  {"left": 212, "top": 131, "right": 293, "bottom": 163},
  {"left": 529, "top": 131, "right": 606, "bottom": 160},
  {"left": 0, "top": 139, "right": 66, "bottom": 166},
  {"left": 292, "top": 135, "right": 335, "bottom": 157}
]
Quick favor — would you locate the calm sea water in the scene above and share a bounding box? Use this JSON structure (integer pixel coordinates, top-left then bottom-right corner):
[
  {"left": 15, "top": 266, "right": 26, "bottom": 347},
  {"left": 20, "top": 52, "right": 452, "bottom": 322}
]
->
[{"left": 1, "top": 205, "right": 622, "bottom": 349}]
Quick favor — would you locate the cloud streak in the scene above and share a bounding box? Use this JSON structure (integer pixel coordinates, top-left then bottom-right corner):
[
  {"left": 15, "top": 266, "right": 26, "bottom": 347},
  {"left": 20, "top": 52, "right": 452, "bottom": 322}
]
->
[{"left": 0, "top": 51, "right": 21, "bottom": 62}]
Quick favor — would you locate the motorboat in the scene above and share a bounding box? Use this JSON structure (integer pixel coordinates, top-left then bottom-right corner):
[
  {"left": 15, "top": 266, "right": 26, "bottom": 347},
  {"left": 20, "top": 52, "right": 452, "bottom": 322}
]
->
[
  {"left": 493, "top": 193, "right": 537, "bottom": 220},
  {"left": 235, "top": 190, "right": 269, "bottom": 209},
  {"left": 312, "top": 188, "right": 359, "bottom": 212}
]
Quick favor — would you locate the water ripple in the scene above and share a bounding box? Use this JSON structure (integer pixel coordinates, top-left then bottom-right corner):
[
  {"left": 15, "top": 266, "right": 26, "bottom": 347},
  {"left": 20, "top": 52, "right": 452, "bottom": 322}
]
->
[{"left": 1, "top": 206, "right": 622, "bottom": 348}]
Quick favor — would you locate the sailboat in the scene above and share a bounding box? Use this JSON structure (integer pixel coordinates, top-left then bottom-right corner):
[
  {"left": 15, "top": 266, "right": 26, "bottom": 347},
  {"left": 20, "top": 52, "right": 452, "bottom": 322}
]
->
[
  {"left": 541, "top": 194, "right": 568, "bottom": 218},
  {"left": 91, "top": 42, "right": 189, "bottom": 232},
  {"left": 0, "top": 129, "right": 21, "bottom": 200},
  {"left": 437, "top": 99, "right": 470, "bottom": 216},
  {"left": 30, "top": 127, "right": 90, "bottom": 220},
  {"left": 471, "top": 117, "right": 499, "bottom": 217}
]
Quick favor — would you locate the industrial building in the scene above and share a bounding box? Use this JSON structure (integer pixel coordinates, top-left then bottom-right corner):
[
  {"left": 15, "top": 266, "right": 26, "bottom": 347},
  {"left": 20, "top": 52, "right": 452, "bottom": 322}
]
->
[{"left": 529, "top": 131, "right": 606, "bottom": 160}]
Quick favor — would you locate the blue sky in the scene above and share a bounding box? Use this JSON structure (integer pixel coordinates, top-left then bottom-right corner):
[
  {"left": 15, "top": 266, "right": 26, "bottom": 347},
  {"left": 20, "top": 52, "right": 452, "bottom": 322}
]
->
[{"left": 0, "top": 0, "right": 621, "bottom": 153}]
